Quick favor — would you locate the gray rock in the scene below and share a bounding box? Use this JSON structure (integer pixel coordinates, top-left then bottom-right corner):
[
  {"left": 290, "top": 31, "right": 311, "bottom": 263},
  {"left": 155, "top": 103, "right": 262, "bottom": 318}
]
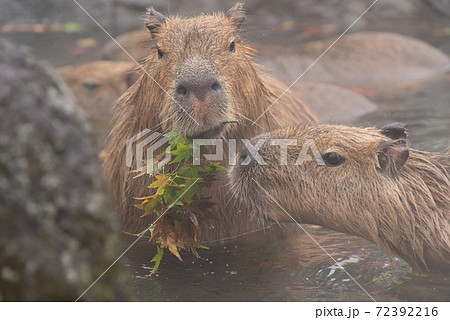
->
[{"left": 0, "top": 39, "right": 128, "bottom": 301}]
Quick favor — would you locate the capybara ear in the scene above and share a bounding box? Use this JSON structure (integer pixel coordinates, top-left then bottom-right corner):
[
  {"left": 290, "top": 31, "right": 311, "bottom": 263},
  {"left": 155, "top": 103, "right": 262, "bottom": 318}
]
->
[
  {"left": 145, "top": 7, "right": 166, "bottom": 38},
  {"left": 377, "top": 139, "right": 409, "bottom": 172},
  {"left": 226, "top": 3, "right": 246, "bottom": 28},
  {"left": 380, "top": 122, "right": 407, "bottom": 140},
  {"left": 124, "top": 68, "right": 141, "bottom": 88}
]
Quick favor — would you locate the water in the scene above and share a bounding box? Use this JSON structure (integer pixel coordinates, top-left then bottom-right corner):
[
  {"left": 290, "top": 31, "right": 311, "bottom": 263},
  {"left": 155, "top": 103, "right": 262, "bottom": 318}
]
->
[
  {"left": 124, "top": 224, "right": 449, "bottom": 301},
  {"left": 2, "top": 2, "right": 449, "bottom": 302}
]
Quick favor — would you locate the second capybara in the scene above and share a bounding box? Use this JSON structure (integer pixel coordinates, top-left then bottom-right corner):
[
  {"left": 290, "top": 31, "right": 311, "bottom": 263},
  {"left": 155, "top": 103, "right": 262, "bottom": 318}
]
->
[
  {"left": 229, "top": 123, "right": 450, "bottom": 273},
  {"left": 58, "top": 61, "right": 138, "bottom": 146},
  {"left": 104, "top": 3, "right": 318, "bottom": 240},
  {"left": 262, "top": 32, "right": 450, "bottom": 92}
]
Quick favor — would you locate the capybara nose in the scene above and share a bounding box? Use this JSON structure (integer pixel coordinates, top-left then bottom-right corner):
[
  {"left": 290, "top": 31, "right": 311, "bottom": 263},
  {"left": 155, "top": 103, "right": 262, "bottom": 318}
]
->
[{"left": 175, "top": 77, "right": 222, "bottom": 100}]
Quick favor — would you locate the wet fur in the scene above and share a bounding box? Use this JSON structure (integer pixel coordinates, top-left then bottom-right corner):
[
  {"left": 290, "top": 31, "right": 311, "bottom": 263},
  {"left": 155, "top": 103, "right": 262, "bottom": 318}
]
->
[
  {"left": 104, "top": 6, "right": 317, "bottom": 240},
  {"left": 229, "top": 124, "right": 450, "bottom": 273}
]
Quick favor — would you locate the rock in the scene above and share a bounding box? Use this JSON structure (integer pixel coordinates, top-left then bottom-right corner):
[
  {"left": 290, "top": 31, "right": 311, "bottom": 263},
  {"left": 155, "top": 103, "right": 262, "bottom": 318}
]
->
[{"left": 0, "top": 39, "right": 128, "bottom": 301}]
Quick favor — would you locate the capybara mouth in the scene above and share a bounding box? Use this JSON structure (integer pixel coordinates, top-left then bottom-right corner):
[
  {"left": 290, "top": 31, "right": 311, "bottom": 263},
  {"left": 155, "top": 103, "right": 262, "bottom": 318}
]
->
[
  {"left": 229, "top": 163, "right": 271, "bottom": 221},
  {"left": 187, "top": 123, "right": 226, "bottom": 138},
  {"left": 172, "top": 98, "right": 231, "bottom": 138}
]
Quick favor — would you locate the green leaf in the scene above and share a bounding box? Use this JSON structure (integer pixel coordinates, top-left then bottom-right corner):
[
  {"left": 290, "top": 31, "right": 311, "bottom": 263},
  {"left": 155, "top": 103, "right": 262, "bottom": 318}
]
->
[
  {"left": 148, "top": 175, "right": 170, "bottom": 189},
  {"left": 177, "top": 165, "right": 203, "bottom": 179},
  {"left": 181, "top": 180, "right": 201, "bottom": 204},
  {"left": 202, "top": 162, "right": 227, "bottom": 180},
  {"left": 150, "top": 246, "right": 164, "bottom": 276},
  {"left": 164, "top": 129, "right": 185, "bottom": 148},
  {"left": 170, "top": 143, "right": 193, "bottom": 163}
]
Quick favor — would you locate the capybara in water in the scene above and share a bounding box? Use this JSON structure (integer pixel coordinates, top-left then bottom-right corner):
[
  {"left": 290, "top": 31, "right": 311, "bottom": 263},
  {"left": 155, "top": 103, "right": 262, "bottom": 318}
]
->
[
  {"left": 262, "top": 32, "right": 450, "bottom": 92},
  {"left": 102, "top": 29, "right": 151, "bottom": 62},
  {"left": 103, "top": 29, "right": 450, "bottom": 94},
  {"left": 58, "top": 61, "right": 137, "bottom": 146},
  {"left": 229, "top": 123, "right": 450, "bottom": 273},
  {"left": 104, "top": 3, "right": 317, "bottom": 239},
  {"left": 101, "top": 27, "right": 378, "bottom": 123}
]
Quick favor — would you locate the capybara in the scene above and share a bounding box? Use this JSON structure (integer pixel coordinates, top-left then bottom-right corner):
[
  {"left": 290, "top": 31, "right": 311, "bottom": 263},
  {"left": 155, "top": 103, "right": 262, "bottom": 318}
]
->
[
  {"left": 101, "top": 27, "right": 378, "bottom": 123},
  {"left": 104, "top": 3, "right": 317, "bottom": 240},
  {"left": 229, "top": 123, "right": 450, "bottom": 273},
  {"left": 103, "top": 29, "right": 450, "bottom": 94},
  {"left": 290, "top": 82, "right": 377, "bottom": 124},
  {"left": 102, "top": 29, "right": 151, "bottom": 62},
  {"left": 262, "top": 32, "right": 450, "bottom": 92},
  {"left": 58, "top": 61, "right": 138, "bottom": 146}
]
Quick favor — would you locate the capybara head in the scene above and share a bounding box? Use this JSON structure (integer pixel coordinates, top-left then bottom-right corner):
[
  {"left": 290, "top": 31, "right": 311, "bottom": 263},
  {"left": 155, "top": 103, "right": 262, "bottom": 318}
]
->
[
  {"left": 59, "top": 61, "right": 138, "bottom": 145},
  {"left": 229, "top": 123, "right": 450, "bottom": 272},
  {"left": 137, "top": 3, "right": 263, "bottom": 137},
  {"left": 58, "top": 61, "right": 137, "bottom": 115}
]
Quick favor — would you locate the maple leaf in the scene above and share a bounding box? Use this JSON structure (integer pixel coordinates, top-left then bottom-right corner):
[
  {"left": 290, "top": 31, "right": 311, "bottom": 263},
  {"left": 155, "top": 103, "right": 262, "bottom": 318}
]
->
[
  {"left": 164, "top": 233, "right": 185, "bottom": 262},
  {"left": 148, "top": 175, "right": 170, "bottom": 189},
  {"left": 164, "top": 129, "right": 186, "bottom": 148},
  {"left": 170, "top": 143, "right": 193, "bottom": 163},
  {"left": 149, "top": 246, "right": 164, "bottom": 276}
]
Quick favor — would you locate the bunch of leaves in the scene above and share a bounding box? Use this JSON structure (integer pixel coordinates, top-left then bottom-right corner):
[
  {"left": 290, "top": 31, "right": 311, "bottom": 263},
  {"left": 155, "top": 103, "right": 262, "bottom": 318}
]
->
[{"left": 134, "top": 129, "right": 226, "bottom": 275}]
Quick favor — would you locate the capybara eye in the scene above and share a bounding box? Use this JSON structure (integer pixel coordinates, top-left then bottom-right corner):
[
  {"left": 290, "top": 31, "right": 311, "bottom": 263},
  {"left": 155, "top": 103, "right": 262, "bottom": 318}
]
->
[
  {"left": 157, "top": 48, "right": 164, "bottom": 59},
  {"left": 322, "top": 152, "right": 345, "bottom": 167},
  {"left": 82, "top": 80, "right": 100, "bottom": 91},
  {"left": 229, "top": 41, "right": 236, "bottom": 53}
]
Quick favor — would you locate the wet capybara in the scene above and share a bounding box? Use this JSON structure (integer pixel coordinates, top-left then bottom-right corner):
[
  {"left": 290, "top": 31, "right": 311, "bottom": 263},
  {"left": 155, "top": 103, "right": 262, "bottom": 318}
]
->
[
  {"left": 290, "top": 82, "right": 377, "bottom": 124},
  {"left": 104, "top": 3, "right": 317, "bottom": 240},
  {"left": 101, "top": 27, "right": 378, "bottom": 123},
  {"left": 262, "top": 32, "right": 450, "bottom": 93},
  {"left": 229, "top": 123, "right": 450, "bottom": 273},
  {"left": 102, "top": 29, "right": 151, "bottom": 62},
  {"left": 58, "top": 61, "right": 138, "bottom": 146},
  {"left": 103, "top": 29, "right": 450, "bottom": 94}
]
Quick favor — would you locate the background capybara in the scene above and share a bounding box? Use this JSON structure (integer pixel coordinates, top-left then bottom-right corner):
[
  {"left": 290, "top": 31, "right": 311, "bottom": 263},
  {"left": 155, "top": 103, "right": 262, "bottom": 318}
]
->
[
  {"left": 102, "top": 29, "right": 151, "bottom": 62},
  {"left": 229, "top": 123, "right": 450, "bottom": 273},
  {"left": 262, "top": 32, "right": 450, "bottom": 92},
  {"left": 104, "top": 4, "right": 317, "bottom": 240},
  {"left": 58, "top": 61, "right": 137, "bottom": 146}
]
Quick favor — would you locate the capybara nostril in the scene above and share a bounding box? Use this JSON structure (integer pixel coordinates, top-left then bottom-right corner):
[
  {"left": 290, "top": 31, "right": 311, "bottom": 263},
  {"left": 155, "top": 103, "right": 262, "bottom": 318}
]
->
[
  {"left": 211, "top": 81, "right": 221, "bottom": 92},
  {"left": 176, "top": 84, "right": 187, "bottom": 97},
  {"left": 238, "top": 147, "right": 254, "bottom": 166},
  {"left": 175, "top": 76, "right": 222, "bottom": 100}
]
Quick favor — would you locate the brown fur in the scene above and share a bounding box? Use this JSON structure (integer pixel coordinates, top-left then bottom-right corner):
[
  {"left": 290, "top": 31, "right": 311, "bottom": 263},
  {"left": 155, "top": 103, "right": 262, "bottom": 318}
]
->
[
  {"left": 102, "top": 29, "right": 151, "bottom": 62},
  {"left": 58, "top": 61, "right": 137, "bottom": 146},
  {"left": 262, "top": 32, "right": 450, "bottom": 91},
  {"left": 104, "top": 4, "right": 317, "bottom": 240},
  {"left": 229, "top": 124, "right": 450, "bottom": 273}
]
